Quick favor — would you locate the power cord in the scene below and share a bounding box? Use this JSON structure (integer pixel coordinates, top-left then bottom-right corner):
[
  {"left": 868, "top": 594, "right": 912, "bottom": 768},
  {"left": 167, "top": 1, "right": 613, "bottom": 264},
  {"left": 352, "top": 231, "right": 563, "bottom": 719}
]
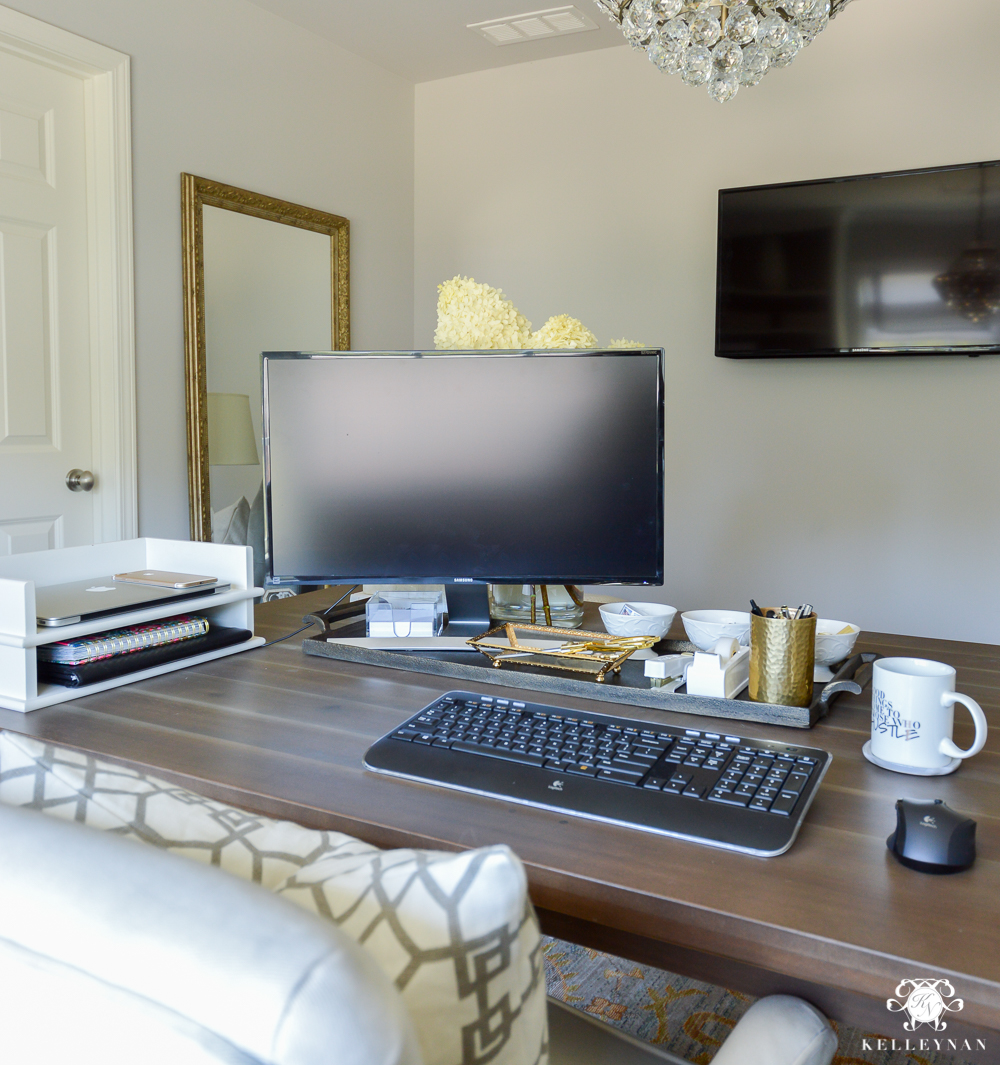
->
[
  {"left": 259, "top": 622, "right": 313, "bottom": 649},
  {"left": 258, "top": 584, "right": 362, "bottom": 648}
]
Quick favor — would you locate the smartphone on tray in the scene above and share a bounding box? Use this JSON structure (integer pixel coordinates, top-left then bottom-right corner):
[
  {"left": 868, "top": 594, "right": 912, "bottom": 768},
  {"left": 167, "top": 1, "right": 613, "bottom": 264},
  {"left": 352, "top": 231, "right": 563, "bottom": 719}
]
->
[{"left": 112, "top": 570, "right": 218, "bottom": 589}]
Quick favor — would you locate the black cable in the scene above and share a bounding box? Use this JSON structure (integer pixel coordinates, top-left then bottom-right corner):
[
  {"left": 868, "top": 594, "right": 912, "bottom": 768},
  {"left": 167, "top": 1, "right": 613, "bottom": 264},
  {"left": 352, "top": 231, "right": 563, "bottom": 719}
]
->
[
  {"left": 314, "top": 583, "right": 361, "bottom": 621},
  {"left": 257, "top": 584, "right": 363, "bottom": 649},
  {"left": 259, "top": 622, "right": 313, "bottom": 649}
]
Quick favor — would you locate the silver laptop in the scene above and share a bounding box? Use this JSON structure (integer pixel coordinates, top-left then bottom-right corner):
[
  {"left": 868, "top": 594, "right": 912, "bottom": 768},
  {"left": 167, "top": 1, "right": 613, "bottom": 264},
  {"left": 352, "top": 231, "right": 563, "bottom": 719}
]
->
[{"left": 35, "top": 577, "right": 231, "bottom": 627}]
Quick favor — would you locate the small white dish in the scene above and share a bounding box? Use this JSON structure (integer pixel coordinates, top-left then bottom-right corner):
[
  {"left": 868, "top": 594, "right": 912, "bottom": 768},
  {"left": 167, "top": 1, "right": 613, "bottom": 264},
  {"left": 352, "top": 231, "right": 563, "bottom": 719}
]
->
[
  {"left": 813, "top": 620, "right": 860, "bottom": 681},
  {"left": 862, "top": 740, "right": 961, "bottom": 777},
  {"left": 680, "top": 609, "right": 751, "bottom": 652},
  {"left": 599, "top": 602, "right": 677, "bottom": 639},
  {"left": 815, "top": 619, "right": 860, "bottom": 655}
]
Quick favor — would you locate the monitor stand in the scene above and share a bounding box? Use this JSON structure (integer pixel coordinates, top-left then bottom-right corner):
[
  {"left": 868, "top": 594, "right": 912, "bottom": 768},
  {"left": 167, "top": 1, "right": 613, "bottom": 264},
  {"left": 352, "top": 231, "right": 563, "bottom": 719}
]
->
[
  {"left": 304, "top": 582, "right": 492, "bottom": 649},
  {"left": 442, "top": 583, "right": 492, "bottom": 638}
]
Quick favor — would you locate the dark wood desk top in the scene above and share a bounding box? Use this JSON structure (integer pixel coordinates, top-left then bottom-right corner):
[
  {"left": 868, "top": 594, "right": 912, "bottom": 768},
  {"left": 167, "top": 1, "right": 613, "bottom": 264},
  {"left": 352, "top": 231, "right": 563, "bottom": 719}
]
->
[{"left": 4, "top": 591, "right": 998, "bottom": 1041}]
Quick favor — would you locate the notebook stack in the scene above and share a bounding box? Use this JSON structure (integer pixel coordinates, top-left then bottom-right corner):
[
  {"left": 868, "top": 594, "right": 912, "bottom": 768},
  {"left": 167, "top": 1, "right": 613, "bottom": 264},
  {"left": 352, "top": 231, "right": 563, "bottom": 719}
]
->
[
  {"left": 37, "top": 615, "right": 252, "bottom": 688},
  {"left": 39, "top": 615, "right": 210, "bottom": 665}
]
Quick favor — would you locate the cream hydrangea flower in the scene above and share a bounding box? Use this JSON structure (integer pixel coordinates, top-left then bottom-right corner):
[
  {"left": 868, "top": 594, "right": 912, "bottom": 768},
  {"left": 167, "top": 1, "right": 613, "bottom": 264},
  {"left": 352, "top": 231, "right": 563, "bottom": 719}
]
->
[
  {"left": 433, "top": 276, "right": 639, "bottom": 352},
  {"left": 434, "top": 276, "right": 532, "bottom": 349},
  {"left": 529, "top": 314, "right": 598, "bottom": 349}
]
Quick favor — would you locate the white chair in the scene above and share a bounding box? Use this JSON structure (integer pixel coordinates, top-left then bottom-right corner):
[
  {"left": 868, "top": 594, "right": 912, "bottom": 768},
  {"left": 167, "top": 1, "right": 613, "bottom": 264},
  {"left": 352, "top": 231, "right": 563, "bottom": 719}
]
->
[
  {"left": 0, "top": 801, "right": 836, "bottom": 1065},
  {"left": 0, "top": 803, "right": 420, "bottom": 1065}
]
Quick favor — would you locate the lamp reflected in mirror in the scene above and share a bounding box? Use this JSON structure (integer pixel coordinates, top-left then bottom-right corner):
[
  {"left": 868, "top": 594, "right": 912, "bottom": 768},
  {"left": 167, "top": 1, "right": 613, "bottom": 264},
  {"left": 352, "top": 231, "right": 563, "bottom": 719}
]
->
[
  {"left": 206, "top": 392, "right": 264, "bottom": 583},
  {"left": 207, "top": 393, "right": 259, "bottom": 466}
]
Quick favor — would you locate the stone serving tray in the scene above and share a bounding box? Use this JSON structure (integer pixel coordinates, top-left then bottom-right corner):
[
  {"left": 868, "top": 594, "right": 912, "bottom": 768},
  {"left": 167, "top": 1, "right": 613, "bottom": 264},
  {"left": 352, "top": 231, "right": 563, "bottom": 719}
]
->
[{"left": 302, "top": 618, "right": 876, "bottom": 729}]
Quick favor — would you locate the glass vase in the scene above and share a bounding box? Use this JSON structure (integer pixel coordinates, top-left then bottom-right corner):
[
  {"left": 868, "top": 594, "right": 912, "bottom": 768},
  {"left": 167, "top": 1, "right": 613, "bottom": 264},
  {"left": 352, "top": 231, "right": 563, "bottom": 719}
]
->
[{"left": 488, "top": 584, "right": 585, "bottom": 628}]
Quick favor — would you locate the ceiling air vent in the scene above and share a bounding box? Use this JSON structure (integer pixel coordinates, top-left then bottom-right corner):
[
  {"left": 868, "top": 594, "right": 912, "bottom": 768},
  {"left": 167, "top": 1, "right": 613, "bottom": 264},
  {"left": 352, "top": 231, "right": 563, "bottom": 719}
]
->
[{"left": 469, "top": 6, "right": 598, "bottom": 46}]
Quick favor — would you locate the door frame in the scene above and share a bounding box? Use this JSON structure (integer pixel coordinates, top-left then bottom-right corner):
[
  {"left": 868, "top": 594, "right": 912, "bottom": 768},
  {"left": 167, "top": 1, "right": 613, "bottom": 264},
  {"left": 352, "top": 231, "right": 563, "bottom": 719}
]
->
[{"left": 0, "top": 5, "right": 135, "bottom": 543}]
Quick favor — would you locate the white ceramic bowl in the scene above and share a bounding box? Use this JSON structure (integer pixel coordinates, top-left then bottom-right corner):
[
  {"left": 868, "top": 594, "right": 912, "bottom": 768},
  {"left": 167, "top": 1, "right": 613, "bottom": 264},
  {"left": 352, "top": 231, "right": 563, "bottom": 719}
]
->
[
  {"left": 599, "top": 602, "right": 677, "bottom": 639},
  {"left": 681, "top": 609, "right": 751, "bottom": 652},
  {"left": 814, "top": 619, "right": 860, "bottom": 666}
]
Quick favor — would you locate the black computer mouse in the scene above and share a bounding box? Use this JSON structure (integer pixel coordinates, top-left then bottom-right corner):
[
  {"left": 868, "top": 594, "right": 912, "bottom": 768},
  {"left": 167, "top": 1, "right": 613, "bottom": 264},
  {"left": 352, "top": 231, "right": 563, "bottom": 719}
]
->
[{"left": 887, "top": 799, "right": 976, "bottom": 874}]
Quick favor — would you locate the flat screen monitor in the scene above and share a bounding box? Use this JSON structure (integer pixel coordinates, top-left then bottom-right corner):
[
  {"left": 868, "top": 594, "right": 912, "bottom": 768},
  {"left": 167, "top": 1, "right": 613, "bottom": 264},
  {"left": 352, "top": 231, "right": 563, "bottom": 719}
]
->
[
  {"left": 262, "top": 350, "right": 664, "bottom": 604},
  {"left": 716, "top": 160, "right": 1000, "bottom": 358}
]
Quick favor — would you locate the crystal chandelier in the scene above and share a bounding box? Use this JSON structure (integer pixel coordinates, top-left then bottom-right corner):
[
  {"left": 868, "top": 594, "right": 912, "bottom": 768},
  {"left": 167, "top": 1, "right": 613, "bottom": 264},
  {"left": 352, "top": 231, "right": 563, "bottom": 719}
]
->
[
  {"left": 593, "top": 0, "right": 858, "bottom": 103},
  {"left": 934, "top": 164, "right": 1000, "bottom": 323},
  {"left": 934, "top": 247, "right": 1000, "bottom": 323}
]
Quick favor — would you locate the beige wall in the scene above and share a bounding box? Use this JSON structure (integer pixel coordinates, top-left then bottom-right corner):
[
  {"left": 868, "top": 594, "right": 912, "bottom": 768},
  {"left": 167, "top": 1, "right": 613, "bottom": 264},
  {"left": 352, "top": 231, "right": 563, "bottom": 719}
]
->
[
  {"left": 414, "top": 0, "right": 1000, "bottom": 642},
  {"left": 5, "top": 0, "right": 415, "bottom": 541}
]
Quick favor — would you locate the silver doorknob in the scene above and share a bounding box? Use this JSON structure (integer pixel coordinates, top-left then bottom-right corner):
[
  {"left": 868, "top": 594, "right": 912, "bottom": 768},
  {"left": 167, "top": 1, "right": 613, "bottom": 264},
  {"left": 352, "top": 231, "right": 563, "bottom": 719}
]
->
[{"left": 66, "top": 469, "right": 95, "bottom": 492}]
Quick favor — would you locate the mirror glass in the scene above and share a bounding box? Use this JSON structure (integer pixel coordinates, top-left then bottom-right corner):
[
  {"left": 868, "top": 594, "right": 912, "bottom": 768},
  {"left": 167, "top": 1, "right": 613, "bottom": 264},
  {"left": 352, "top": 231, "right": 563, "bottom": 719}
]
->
[
  {"left": 204, "top": 206, "right": 331, "bottom": 522},
  {"left": 182, "top": 175, "right": 349, "bottom": 589}
]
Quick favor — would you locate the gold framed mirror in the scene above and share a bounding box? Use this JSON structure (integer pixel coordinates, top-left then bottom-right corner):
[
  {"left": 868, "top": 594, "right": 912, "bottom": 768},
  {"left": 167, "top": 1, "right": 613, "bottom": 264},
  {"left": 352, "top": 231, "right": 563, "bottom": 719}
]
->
[{"left": 182, "top": 174, "right": 349, "bottom": 544}]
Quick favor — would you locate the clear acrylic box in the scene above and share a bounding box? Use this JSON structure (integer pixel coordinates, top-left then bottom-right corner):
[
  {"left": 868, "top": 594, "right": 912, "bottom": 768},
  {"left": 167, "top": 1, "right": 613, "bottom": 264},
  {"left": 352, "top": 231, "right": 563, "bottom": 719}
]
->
[{"left": 365, "top": 590, "right": 446, "bottom": 638}]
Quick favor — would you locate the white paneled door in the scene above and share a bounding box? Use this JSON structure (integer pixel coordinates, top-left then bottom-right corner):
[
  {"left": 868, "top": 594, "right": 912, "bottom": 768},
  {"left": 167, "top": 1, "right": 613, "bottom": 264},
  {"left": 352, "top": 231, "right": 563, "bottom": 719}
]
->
[
  {"left": 0, "top": 48, "right": 92, "bottom": 553},
  {"left": 0, "top": 7, "right": 135, "bottom": 556}
]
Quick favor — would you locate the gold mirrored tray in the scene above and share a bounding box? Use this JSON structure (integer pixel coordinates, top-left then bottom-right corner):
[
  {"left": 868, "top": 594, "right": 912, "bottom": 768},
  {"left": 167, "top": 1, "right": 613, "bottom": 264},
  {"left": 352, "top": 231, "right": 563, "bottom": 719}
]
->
[{"left": 468, "top": 622, "right": 656, "bottom": 682}]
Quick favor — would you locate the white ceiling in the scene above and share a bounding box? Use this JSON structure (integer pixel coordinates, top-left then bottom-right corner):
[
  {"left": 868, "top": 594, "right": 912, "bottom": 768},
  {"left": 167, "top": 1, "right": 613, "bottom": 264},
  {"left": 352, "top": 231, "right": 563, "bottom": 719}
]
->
[{"left": 242, "top": 0, "right": 627, "bottom": 82}]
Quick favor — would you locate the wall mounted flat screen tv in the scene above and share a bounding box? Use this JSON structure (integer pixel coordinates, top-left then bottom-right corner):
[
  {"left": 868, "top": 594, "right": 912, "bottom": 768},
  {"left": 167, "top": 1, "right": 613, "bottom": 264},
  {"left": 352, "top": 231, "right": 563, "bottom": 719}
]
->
[{"left": 716, "top": 160, "right": 1000, "bottom": 358}]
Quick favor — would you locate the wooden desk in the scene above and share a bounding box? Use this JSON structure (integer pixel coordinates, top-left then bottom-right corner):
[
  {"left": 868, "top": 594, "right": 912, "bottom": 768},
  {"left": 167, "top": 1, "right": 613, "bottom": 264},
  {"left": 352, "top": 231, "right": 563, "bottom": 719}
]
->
[{"left": 3, "top": 591, "right": 998, "bottom": 1049}]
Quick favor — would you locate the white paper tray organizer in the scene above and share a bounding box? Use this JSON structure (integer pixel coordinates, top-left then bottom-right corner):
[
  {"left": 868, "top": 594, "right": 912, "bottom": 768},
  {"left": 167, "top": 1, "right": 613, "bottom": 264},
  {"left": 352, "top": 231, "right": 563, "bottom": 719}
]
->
[{"left": 0, "top": 538, "right": 263, "bottom": 713}]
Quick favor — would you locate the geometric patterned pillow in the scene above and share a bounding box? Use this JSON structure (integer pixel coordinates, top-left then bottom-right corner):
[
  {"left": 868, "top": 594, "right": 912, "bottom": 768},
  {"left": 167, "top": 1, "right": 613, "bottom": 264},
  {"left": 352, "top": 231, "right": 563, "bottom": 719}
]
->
[{"left": 0, "top": 730, "right": 548, "bottom": 1065}]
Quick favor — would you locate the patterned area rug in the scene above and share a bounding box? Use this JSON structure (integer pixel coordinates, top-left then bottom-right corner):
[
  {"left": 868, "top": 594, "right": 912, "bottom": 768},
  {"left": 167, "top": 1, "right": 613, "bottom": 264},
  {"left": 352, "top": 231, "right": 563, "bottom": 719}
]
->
[{"left": 542, "top": 938, "right": 978, "bottom": 1065}]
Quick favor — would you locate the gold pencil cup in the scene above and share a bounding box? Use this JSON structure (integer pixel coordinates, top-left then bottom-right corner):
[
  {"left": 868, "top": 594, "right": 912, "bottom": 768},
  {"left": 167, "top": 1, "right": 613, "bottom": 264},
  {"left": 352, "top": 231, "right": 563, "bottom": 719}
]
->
[{"left": 749, "top": 611, "right": 817, "bottom": 707}]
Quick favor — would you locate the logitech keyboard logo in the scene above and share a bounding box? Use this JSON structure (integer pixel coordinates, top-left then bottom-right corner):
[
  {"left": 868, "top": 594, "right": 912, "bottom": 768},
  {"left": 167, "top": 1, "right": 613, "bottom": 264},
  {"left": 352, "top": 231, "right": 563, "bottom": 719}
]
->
[{"left": 548, "top": 780, "right": 564, "bottom": 792}]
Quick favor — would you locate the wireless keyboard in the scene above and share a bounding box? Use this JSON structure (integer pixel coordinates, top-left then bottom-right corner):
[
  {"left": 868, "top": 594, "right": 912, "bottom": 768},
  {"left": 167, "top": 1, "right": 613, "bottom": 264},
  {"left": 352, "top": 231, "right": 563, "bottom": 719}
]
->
[{"left": 363, "top": 690, "right": 833, "bottom": 857}]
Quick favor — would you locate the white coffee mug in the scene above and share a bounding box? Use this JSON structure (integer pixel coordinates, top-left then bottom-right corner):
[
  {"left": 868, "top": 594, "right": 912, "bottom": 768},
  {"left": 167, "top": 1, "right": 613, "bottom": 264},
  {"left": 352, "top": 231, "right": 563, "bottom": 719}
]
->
[{"left": 871, "top": 658, "right": 988, "bottom": 770}]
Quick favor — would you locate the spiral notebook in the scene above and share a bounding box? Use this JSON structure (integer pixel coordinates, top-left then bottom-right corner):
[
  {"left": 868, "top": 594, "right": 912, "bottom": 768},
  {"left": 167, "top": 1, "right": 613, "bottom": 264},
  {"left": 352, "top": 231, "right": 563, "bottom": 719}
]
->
[
  {"left": 37, "top": 624, "right": 252, "bottom": 688},
  {"left": 38, "top": 615, "right": 210, "bottom": 666}
]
